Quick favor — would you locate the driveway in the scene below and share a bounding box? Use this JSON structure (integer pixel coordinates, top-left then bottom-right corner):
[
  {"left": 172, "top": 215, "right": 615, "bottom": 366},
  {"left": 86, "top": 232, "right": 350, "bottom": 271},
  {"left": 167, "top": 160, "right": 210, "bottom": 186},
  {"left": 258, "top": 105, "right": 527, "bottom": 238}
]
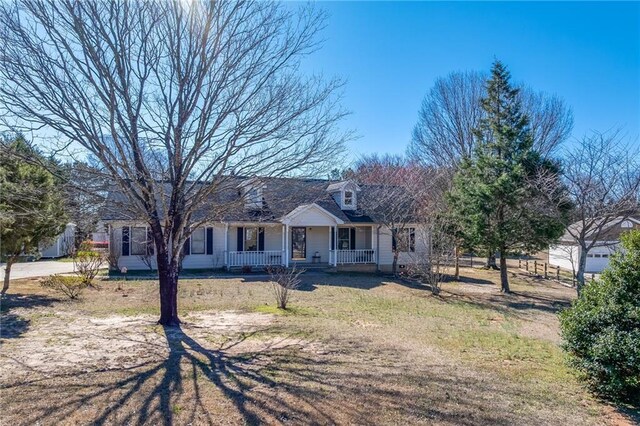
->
[{"left": 1, "top": 260, "right": 78, "bottom": 281}]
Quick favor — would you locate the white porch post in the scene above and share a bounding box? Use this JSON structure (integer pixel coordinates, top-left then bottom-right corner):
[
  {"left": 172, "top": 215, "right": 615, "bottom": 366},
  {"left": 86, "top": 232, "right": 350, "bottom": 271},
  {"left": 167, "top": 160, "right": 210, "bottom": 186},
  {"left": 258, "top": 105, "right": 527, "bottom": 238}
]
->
[
  {"left": 333, "top": 226, "right": 338, "bottom": 266},
  {"left": 285, "top": 224, "right": 290, "bottom": 267},
  {"left": 328, "top": 226, "right": 332, "bottom": 265},
  {"left": 281, "top": 224, "right": 286, "bottom": 266},
  {"left": 224, "top": 223, "right": 229, "bottom": 269}
]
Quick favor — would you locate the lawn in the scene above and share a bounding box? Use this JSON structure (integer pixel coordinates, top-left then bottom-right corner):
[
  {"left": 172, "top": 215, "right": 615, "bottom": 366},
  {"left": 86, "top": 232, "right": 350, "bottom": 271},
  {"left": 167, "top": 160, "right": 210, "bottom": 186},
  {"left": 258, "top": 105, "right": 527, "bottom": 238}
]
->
[{"left": 0, "top": 268, "right": 637, "bottom": 425}]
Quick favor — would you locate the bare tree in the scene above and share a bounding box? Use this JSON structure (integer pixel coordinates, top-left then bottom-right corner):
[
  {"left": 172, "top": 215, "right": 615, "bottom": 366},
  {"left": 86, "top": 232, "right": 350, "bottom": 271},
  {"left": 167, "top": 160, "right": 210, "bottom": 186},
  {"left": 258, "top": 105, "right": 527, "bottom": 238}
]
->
[
  {"left": 266, "top": 265, "right": 304, "bottom": 310},
  {"left": 0, "top": 0, "right": 348, "bottom": 325},
  {"left": 561, "top": 130, "right": 640, "bottom": 293},
  {"left": 408, "top": 70, "right": 574, "bottom": 168},
  {"left": 352, "top": 154, "right": 444, "bottom": 275}
]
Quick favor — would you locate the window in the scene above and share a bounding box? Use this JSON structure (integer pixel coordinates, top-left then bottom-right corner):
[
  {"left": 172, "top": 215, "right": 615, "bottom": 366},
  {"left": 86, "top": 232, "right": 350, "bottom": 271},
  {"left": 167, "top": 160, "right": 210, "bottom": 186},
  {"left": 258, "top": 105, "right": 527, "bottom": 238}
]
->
[
  {"left": 594, "top": 254, "right": 601, "bottom": 258},
  {"left": 343, "top": 190, "right": 353, "bottom": 206},
  {"left": 131, "top": 227, "right": 147, "bottom": 256},
  {"left": 587, "top": 254, "right": 594, "bottom": 258},
  {"left": 244, "top": 227, "right": 258, "bottom": 251},
  {"left": 338, "top": 228, "right": 350, "bottom": 250},
  {"left": 621, "top": 220, "right": 633, "bottom": 228},
  {"left": 396, "top": 228, "right": 416, "bottom": 253},
  {"left": 602, "top": 254, "right": 609, "bottom": 258},
  {"left": 191, "top": 227, "right": 205, "bottom": 254}
]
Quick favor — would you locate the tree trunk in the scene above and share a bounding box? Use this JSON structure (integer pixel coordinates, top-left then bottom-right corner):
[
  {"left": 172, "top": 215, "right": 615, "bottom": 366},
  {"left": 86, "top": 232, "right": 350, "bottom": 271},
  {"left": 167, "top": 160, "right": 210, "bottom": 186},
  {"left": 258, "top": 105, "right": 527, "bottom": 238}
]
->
[
  {"left": 155, "top": 240, "right": 180, "bottom": 326},
  {"left": 454, "top": 245, "right": 460, "bottom": 280},
  {"left": 576, "top": 247, "right": 588, "bottom": 296},
  {"left": 392, "top": 251, "right": 399, "bottom": 276},
  {"left": 499, "top": 249, "right": 510, "bottom": 293},
  {"left": 1, "top": 256, "right": 16, "bottom": 296},
  {"left": 485, "top": 252, "right": 499, "bottom": 270}
]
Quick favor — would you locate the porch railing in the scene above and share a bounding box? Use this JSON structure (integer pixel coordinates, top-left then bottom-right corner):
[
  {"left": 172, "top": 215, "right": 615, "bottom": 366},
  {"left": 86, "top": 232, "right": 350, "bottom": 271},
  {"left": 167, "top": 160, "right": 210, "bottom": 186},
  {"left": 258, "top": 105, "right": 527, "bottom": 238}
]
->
[
  {"left": 227, "top": 250, "right": 284, "bottom": 267},
  {"left": 331, "top": 249, "right": 376, "bottom": 265}
]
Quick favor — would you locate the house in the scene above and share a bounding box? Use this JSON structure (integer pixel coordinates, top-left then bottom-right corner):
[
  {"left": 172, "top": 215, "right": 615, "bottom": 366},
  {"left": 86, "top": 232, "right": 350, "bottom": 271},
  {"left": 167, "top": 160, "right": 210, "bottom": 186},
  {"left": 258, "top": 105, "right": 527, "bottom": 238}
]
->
[
  {"left": 40, "top": 223, "right": 76, "bottom": 258},
  {"left": 101, "top": 178, "right": 430, "bottom": 272},
  {"left": 548, "top": 216, "right": 640, "bottom": 273}
]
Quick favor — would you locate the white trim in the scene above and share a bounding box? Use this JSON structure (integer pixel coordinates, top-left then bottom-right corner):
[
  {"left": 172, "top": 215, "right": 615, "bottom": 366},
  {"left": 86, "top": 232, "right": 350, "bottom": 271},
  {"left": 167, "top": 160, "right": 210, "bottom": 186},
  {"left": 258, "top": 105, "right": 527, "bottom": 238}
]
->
[{"left": 281, "top": 203, "right": 345, "bottom": 225}]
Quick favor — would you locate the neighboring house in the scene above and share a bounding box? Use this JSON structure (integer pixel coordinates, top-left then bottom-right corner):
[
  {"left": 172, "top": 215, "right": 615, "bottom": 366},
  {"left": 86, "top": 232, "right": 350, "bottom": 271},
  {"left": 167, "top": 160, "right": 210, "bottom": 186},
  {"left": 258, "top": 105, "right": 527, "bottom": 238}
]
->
[
  {"left": 101, "top": 178, "right": 430, "bottom": 272},
  {"left": 40, "top": 223, "right": 76, "bottom": 258},
  {"left": 548, "top": 216, "right": 640, "bottom": 273}
]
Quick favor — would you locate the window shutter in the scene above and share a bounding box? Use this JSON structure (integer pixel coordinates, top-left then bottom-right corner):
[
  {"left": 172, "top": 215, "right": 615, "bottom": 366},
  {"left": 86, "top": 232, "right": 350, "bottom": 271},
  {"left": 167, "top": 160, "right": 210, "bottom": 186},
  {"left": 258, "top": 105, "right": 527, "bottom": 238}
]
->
[
  {"left": 350, "top": 228, "right": 356, "bottom": 250},
  {"left": 331, "top": 227, "right": 335, "bottom": 250},
  {"left": 122, "top": 226, "right": 130, "bottom": 256},
  {"left": 258, "top": 227, "right": 265, "bottom": 251},
  {"left": 146, "top": 228, "right": 154, "bottom": 255},
  {"left": 236, "top": 227, "right": 244, "bottom": 251},
  {"left": 206, "top": 227, "right": 214, "bottom": 255},
  {"left": 183, "top": 236, "right": 191, "bottom": 256}
]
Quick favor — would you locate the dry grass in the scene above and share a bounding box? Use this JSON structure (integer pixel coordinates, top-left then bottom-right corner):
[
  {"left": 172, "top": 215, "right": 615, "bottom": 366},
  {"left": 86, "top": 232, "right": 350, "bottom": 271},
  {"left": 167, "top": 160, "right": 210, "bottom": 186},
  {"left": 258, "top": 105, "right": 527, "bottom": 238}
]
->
[{"left": 0, "top": 268, "right": 637, "bottom": 425}]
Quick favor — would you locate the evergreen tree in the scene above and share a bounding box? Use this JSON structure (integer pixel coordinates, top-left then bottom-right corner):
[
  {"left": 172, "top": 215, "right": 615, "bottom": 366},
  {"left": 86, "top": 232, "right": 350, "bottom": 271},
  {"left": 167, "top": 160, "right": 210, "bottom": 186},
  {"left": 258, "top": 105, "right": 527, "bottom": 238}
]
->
[
  {"left": 1, "top": 134, "right": 67, "bottom": 295},
  {"left": 449, "top": 61, "right": 567, "bottom": 292}
]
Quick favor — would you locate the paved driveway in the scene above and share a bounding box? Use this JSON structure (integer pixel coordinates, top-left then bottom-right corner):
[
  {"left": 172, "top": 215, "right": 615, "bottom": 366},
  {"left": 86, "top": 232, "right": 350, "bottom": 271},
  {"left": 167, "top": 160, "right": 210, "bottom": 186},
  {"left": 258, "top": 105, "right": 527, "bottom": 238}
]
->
[{"left": 1, "top": 260, "right": 78, "bottom": 281}]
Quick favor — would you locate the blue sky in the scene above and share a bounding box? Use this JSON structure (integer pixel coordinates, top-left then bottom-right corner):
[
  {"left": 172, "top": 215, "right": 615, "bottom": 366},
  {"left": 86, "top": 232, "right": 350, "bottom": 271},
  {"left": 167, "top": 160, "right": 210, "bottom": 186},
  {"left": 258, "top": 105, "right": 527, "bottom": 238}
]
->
[{"left": 300, "top": 1, "right": 640, "bottom": 158}]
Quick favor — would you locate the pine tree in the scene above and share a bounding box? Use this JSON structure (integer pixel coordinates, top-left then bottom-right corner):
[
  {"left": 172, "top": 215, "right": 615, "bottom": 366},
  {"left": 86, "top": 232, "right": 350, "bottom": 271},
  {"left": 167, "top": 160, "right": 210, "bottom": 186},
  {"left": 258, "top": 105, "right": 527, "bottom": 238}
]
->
[
  {"left": 449, "top": 61, "right": 567, "bottom": 292},
  {"left": 1, "top": 135, "right": 68, "bottom": 295}
]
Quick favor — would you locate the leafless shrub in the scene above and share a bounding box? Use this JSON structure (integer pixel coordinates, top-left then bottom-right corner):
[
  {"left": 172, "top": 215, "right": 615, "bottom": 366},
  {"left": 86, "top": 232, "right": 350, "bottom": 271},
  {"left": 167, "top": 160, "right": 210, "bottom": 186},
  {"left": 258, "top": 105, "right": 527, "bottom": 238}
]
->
[
  {"left": 40, "top": 275, "right": 87, "bottom": 299},
  {"left": 73, "top": 250, "right": 104, "bottom": 287},
  {"left": 266, "top": 266, "right": 304, "bottom": 310}
]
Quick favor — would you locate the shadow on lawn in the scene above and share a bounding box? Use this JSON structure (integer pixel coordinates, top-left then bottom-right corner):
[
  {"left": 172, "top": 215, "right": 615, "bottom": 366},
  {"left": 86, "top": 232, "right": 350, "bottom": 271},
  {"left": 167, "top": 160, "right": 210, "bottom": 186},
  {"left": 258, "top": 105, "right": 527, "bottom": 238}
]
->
[
  {"left": 0, "top": 293, "right": 59, "bottom": 341},
  {"left": 2, "top": 324, "right": 518, "bottom": 426}
]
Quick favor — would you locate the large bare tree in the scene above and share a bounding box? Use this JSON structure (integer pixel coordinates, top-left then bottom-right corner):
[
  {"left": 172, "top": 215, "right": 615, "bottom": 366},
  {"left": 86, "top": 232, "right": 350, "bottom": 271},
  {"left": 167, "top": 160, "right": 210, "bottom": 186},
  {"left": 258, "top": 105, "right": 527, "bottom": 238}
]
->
[
  {"left": 409, "top": 70, "right": 574, "bottom": 168},
  {"left": 561, "top": 130, "right": 640, "bottom": 293},
  {"left": 0, "top": 0, "right": 348, "bottom": 325}
]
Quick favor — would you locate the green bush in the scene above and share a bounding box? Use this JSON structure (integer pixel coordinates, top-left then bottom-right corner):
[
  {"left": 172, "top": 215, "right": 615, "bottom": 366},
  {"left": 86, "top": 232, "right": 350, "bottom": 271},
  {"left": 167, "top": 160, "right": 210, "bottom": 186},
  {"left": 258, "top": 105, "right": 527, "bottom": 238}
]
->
[
  {"left": 40, "top": 275, "right": 88, "bottom": 299},
  {"left": 560, "top": 230, "right": 640, "bottom": 404}
]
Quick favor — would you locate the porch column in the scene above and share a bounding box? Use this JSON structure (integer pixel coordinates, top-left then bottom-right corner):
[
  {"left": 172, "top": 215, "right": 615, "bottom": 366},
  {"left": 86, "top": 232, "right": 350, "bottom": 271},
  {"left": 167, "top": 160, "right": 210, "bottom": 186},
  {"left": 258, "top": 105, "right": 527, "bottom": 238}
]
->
[
  {"left": 281, "top": 224, "right": 286, "bottom": 266},
  {"left": 224, "top": 223, "right": 229, "bottom": 268},
  {"left": 285, "top": 224, "right": 290, "bottom": 267},
  {"left": 333, "top": 226, "right": 338, "bottom": 266},
  {"left": 328, "top": 226, "right": 332, "bottom": 265}
]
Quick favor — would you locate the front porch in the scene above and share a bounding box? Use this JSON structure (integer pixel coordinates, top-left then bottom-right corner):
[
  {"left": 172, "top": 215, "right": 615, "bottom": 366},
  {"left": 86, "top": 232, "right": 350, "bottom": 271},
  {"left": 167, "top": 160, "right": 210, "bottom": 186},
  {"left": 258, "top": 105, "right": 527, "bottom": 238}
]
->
[{"left": 225, "top": 225, "right": 377, "bottom": 269}]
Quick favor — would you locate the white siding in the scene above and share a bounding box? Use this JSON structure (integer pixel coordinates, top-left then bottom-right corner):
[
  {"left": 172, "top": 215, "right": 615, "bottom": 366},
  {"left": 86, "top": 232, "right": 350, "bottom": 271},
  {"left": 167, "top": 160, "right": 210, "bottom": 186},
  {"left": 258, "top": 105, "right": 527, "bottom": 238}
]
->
[
  {"left": 377, "top": 224, "right": 430, "bottom": 268},
  {"left": 548, "top": 244, "right": 579, "bottom": 271},
  {"left": 114, "top": 224, "right": 226, "bottom": 270},
  {"left": 40, "top": 224, "right": 75, "bottom": 258}
]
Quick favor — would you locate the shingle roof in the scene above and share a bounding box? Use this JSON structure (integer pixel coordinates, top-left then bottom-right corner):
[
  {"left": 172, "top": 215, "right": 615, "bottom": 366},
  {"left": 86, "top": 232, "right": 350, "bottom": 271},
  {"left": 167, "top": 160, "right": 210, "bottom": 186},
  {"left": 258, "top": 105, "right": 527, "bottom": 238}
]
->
[{"left": 101, "top": 176, "right": 380, "bottom": 224}]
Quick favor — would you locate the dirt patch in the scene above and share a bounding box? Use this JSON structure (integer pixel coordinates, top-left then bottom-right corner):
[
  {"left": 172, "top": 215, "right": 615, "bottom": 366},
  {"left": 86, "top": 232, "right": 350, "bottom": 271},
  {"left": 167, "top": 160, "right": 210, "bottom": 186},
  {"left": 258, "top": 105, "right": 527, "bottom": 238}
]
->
[{"left": 0, "top": 310, "right": 280, "bottom": 381}]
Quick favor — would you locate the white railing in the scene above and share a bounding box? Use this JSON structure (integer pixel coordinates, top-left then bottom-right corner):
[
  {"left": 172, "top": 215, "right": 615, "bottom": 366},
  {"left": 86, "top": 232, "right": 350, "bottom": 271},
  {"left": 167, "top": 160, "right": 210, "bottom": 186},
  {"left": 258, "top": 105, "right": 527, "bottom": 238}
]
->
[
  {"left": 227, "top": 250, "right": 284, "bottom": 267},
  {"left": 331, "top": 249, "right": 376, "bottom": 264}
]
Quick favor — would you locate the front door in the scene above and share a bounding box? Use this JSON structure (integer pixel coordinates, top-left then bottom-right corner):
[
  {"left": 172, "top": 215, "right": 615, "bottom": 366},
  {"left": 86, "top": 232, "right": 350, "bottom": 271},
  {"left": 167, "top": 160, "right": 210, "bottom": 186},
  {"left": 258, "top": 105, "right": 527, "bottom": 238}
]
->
[{"left": 291, "top": 227, "right": 306, "bottom": 260}]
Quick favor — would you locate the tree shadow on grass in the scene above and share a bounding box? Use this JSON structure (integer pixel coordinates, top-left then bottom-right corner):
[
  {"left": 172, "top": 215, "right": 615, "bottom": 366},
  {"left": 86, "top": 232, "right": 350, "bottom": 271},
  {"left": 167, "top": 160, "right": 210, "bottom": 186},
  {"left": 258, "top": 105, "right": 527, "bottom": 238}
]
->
[
  {"left": 0, "top": 294, "right": 59, "bottom": 341},
  {"left": 1, "top": 324, "right": 520, "bottom": 426}
]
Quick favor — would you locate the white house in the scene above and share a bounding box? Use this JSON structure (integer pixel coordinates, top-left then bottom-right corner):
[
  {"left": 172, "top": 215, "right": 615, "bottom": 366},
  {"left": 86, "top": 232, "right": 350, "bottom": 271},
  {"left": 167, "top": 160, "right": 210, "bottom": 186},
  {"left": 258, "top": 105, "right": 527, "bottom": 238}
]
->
[
  {"left": 39, "top": 223, "right": 76, "bottom": 258},
  {"left": 101, "top": 178, "right": 430, "bottom": 272},
  {"left": 548, "top": 216, "right": 640, "bottom": 273}
]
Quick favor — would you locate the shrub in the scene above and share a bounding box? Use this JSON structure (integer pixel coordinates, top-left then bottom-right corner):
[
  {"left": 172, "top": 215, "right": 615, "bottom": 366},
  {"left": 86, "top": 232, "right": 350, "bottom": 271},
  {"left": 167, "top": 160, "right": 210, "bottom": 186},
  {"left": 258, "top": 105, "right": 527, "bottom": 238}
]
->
[
  {"left": 74, "top": 250, "right": 104, "bottom": 286},
  {"left": 266, "top": 266, "right": 304, "bottom": 310},
  {"left": 559, "top": 230, "right": 640, "bottom": 404},
  {"left": 40, "top": 275, "right": 88, "bottom": 299}
]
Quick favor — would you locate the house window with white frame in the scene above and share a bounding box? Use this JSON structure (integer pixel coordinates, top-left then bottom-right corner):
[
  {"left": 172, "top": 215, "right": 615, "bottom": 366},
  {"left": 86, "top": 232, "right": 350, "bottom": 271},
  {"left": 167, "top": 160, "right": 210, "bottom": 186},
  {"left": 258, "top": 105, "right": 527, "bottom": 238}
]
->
[
  {"left": 621, "top": 220, "right": 633, "bottom": 228},
  {"left": 131, "top": 227, "right": 148, "bottom": 256},
  {"left": 191, "top": 227, "right": 206, "bottom": 254},
  {"left": 395, "top": 228, "right": 416, "bottom": 253},
  {"left": 244, "top": 227, "right": 258, "bottom": 251},
  {"left": 344, "top": 190, "right": 353, "bottom": 206},
  {"left": 338, "top": 228, "right": 350, "bottom": 250}
]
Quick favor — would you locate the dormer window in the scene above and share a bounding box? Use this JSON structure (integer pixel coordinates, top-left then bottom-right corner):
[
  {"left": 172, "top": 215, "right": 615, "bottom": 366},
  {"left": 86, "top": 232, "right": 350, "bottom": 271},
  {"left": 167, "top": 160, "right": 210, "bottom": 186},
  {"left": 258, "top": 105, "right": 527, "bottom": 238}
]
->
[
  {"left": 621, "top": 220, "right": 633, "bottom": 228},
  {"left": 344, "top": 190, "right": 353, "bottom": 206}
]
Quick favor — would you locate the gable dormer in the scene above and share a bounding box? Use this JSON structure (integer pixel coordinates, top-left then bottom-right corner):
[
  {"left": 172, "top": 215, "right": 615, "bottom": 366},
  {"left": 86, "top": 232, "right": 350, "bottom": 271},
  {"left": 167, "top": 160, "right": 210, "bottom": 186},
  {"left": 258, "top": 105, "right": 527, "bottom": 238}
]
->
[
  {"left": 238, "top": 177, "right": 265, "bottom": 210},
  {"left": 326, "top": 180, "right": 361, "bottom": 211}
]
